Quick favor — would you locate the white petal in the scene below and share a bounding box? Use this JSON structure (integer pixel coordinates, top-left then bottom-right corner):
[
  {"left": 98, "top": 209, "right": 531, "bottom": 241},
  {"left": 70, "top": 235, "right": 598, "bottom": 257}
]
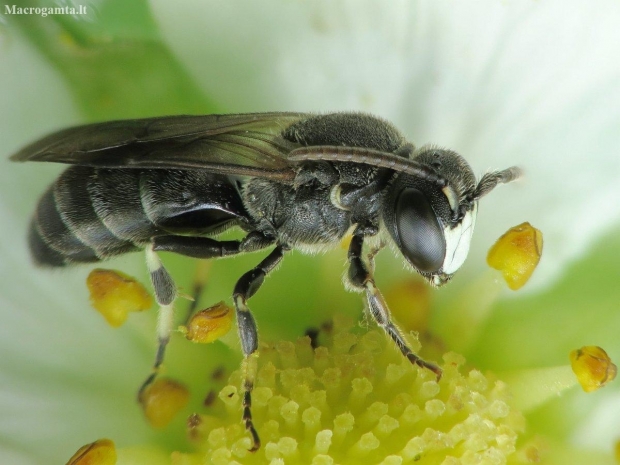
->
[
  {"left": 0, "top": 39, "right": 155, "bottom": 465},
  {"left": 151, "top": 0, "right": 620, "bottom": 287}
]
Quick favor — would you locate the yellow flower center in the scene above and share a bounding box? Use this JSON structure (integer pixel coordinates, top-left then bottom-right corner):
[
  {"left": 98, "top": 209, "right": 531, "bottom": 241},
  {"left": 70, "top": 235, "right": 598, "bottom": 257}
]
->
[{"left": 178, "top": 316, "right": 526, "bottom": 464}]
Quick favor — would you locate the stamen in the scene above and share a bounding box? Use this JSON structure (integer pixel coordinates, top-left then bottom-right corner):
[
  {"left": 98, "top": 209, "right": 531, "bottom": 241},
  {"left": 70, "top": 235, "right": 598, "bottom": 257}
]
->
[
  {"left": 570, "top": 346, "right": 617, "bottom": 392},
  {"left": 193, "top": 316, "right": 526, "bottom": 463},
  {"left": 140, "top": 378, "right": 190, "bottom": 428},
  {"left": 86, "top": 269, "right": 152, "bottom": 327},
  {"left": 487, "top": 222, "right": 543, "bottom": 290},
  {"left": 180, "top": 301, "right": 233, "bottom": 343},
  {"left": 66, "top": 439, "right": 116, "bottom": 465}
]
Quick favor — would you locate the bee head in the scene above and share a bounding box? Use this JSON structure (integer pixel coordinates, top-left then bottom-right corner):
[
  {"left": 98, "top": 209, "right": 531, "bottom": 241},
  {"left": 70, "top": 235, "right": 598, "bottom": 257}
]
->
[{"left": 383, "top": 147, "right": 519, "bottom": 286}]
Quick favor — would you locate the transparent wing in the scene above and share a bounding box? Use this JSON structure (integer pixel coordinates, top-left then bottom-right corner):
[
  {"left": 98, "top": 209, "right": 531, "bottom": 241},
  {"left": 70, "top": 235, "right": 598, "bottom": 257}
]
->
[{"left": 11, "top": 113, "right": 308, "bottom": 181}]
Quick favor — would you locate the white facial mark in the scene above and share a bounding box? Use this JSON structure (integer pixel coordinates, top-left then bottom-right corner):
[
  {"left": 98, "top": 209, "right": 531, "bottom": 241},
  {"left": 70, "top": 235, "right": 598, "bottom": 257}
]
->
[{"left": 441, "top": 203, "right": 478, "bottom": 274}]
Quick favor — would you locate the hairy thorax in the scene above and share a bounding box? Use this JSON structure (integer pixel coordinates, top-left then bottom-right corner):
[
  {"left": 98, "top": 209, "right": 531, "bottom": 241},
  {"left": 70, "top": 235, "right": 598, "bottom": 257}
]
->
[{"left": 241, "top": 177, "right": 352, "bottom": 252}]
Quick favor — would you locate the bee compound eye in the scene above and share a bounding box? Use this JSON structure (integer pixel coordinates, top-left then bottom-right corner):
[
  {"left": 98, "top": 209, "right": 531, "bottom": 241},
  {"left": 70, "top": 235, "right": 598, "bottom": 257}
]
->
[{"left": 395, "top": 188, "right": 446, "bottom": 273}]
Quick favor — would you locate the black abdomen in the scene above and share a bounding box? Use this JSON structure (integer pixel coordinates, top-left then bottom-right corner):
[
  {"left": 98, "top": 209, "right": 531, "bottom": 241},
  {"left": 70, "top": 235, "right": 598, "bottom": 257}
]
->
[{"left": 30, "top": 167, "right": 248, "bottom": 266}]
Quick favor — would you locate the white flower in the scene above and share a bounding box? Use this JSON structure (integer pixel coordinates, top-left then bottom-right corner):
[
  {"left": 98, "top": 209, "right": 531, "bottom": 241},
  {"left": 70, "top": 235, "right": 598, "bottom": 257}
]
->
[
  {"left": 151, "top": 0, "right": 620, "bottom": 287},
  {"left": 1, "top": 1, "right": 620, "bottom": 463}
]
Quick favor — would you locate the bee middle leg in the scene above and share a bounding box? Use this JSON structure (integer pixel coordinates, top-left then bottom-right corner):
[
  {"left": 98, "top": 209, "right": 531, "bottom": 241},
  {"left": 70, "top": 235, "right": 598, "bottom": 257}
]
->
[
  {"left": 233, "top": 245, "right": 286, "bottom": 451},
  {"left": 347, "top": 232, "right": 442, "bottom": 381}
]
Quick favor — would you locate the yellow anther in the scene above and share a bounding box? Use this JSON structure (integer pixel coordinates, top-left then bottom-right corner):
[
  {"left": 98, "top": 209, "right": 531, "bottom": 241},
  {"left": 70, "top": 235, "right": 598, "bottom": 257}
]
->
[
  {"left": 140, "top": 378, "right": 190, "bottom": 428},
  {"left": 570, "top": 346, "right": 617, "bottom": 393},
  {"left": 180, "top": 301, "right": 233, "bottom": 343},
  {"left": 86, "top": 269, "right": 152, "bottom": 327},
  {"left": 66, "top": 439, "right": 116, "bottom": 465},
  {"left": 487, "top": 222, "right": 543, "bottom": 290}
]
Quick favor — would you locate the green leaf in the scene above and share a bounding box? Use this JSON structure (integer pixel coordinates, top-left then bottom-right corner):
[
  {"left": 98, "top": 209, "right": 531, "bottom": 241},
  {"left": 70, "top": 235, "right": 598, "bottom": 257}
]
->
[{"left": 6, "top": 0, "right": 219, "bottom": 120}]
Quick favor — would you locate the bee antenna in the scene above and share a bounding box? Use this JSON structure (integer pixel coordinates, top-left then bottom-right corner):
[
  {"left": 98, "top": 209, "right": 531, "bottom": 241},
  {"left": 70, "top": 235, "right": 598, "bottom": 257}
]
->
[
  {"left": 288, "top": 146, "right": 448, "bottom": 186},
  {"left": 471, "top": 166, "right": 522, "bottom": 201}
]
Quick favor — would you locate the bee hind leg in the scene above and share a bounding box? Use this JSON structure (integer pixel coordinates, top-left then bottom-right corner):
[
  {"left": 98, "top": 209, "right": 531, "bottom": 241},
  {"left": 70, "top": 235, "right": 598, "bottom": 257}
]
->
[
  {"left": 137, "top": 232, "right": 275, "bottom": 398},
  {"left": 138, "top": 244, "right": 178, "bottom": 401}
]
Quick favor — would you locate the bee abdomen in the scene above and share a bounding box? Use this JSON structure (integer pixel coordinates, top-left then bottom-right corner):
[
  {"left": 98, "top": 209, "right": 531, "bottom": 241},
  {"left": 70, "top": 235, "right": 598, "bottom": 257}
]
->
[
  {"left": 89, "top": 168, "right": 164, "bottom": 243},
  {"left": 31, "top": 166, "right": 141, "bottom": 266},
  {"left": 28, "top": 218, "right": 85, "bottom": 267},
  {"left": 29, "top": 166, "right": 248, "bottom": 267},
  {"left": 30, "top": 186, "right": 100, "bottom": 266}
]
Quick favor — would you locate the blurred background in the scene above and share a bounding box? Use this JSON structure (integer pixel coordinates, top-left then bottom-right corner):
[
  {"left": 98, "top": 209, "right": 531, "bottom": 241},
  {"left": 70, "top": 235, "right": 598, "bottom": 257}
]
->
[{"left": 2, "top": 1, "right": 620, "bottom": 464}]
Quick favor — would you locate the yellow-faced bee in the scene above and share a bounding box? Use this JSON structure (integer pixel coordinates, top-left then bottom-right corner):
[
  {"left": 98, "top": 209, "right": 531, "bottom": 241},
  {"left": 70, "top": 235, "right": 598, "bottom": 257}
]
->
[{"left": 11, "top": 112, "right": 520, "bottom": 449}]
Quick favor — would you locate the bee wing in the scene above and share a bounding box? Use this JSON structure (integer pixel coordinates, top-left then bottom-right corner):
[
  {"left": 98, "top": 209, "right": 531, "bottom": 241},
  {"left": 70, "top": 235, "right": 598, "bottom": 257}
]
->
[{"left": 11, "top": 113, "right": 308, "bottom": 181}]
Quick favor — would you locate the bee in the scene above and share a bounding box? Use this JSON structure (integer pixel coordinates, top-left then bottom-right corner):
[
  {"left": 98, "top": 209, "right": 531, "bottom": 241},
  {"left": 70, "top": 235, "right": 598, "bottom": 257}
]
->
[{"left": 11, "top": 112, "right": 520, "bottom": 450}]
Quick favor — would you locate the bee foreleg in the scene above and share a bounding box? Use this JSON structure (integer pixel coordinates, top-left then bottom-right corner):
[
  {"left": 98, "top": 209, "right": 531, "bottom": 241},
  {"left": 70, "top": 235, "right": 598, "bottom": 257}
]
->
[
  {"left": 347, "top": 234, "right": 442, "bottom": 381},
  {"left": 139, "top": 244, "right": 178, "bottom": 400},
  {"left": 233, "top": 245, "right": 286, "bottom": 452}
]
